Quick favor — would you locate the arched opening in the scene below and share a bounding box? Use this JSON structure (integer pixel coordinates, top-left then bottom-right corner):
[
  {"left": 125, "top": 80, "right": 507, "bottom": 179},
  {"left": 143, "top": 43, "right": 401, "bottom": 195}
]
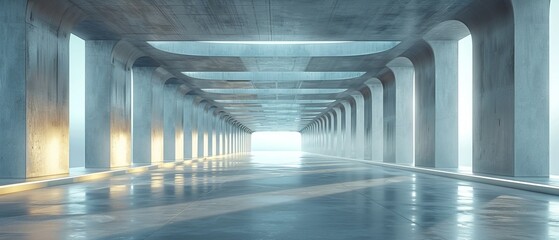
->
[
  {"left": 69, "top": 34, "right": 85, "bottom": 168},
  {"left": 550, "top": 0, "right": 559, "bottom": 176},
  {"left": 458, "top": 35, "right": 473, "bottom": 172}
]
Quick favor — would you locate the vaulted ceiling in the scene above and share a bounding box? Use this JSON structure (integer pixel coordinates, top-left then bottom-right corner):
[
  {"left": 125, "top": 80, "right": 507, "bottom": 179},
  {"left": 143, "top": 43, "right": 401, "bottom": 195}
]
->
[{"left": 70, "top": 0, "right": 475, "bottom": 131}]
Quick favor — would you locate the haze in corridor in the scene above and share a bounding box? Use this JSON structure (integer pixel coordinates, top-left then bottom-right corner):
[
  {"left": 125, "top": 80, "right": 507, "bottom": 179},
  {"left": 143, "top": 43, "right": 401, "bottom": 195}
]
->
[{"left": 251, "top": 132, "right": 301, "bottom": 151}]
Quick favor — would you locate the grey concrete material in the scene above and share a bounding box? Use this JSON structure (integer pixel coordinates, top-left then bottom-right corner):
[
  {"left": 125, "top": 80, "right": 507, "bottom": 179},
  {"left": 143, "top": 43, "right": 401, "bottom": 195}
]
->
[
  {"left": 214, "top": 114, "right": 222, "bottom": 156},
  {"left": 174, "top": 93, "right": 184, "bottom": 160},
  {"left": 327, "top": 112, "right": 338, "bottom": 156},
  {"left": 406, "top": 42, "right": 435, "bottom": 168},
  {"left": 222, "top": 119, "right": 230, "bottom": 155},
  {"left": 349, "top": 93, "right": 365, "bottom": 160},
  {"left": 363, "top": 79, "right": 384, "bottom": 162},
  {"left": 430, "top": 41, "right": 459, "bottom": 168},
  {"left": 163, "top": 85, "right": 179, "bottom": 162},
  {"left": 380, "top": 71, "right": 396, "bottom": 164},
  {"left": 196, "top": 102, "right": 207, "bottom": 158},
  {"left": 0, "top": 0, "right": 82, "bottom": 178},
  {"left": 324, "top": 113, "right": 335, "bottom": 156},
  {"left": 2, "top": 152, "right": 559, "bottom": 239},
  {"left": 151, "top": 73, "right": 165, "bottom": 163},
  {"left": 329, "top": 153, "right": 559, "bottom": 198},
  {"left": 406, "top": 40, "right": 459, "bottom": 169},
  {"left": 67, "top": 0, "right": 478, "bottom": 131},
  {"left": 182, "top": 96, "right": 195, "bottom": 159},
  {"left": 380, "top": 58, "right": 414, "bottom": 165},
  {"left": 458, "top": 0, "right": 549, "bottom": 177},
  {"left": 85, "top": 41, "right": 115, "bottom": 169},
  {"left": 72, "top": 1, "right": 473, "bottom": 41},
  {"left": 85, "top": 40, "right": 141, "bottom": 169},
  {"left": 510, "top": 0, "right": 550, "bottom": 176},
  {"left": 320, "top": 117, "right": 326, "bottom": 154},
  {"left": 360, "top": 87, "right": 373, "bottom": 161},
  {"left": 0, "top": 1, "right": 31, "bottom": 178},
  {"left": 339, "top": 102, "right": 353, "bottom": 158},
  {"left": 132, "top": 67, "right": 157, "bottom": 164},
  {"left": 214, "top": 117, "right": 221, "bottom": 156},
  {"left": 211, "top": 113, "right": 217, "bottom": 156},
  {"left": 333, "top": 108, "right": 343, "bottom": 157},
  {"left": 206, "top": 107, "right": 217, "bottom": 157}
]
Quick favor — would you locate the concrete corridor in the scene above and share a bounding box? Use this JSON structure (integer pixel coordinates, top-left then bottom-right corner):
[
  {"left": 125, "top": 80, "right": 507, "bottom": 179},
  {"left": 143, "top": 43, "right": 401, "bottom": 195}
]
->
[{"left": 0, "top": 152, "right": 557, "bottom": 240}]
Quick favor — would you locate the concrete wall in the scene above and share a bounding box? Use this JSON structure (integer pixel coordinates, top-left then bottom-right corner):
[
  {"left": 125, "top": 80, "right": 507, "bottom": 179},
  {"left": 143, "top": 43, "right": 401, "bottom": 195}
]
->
[{"left": 0, "top": 0, "right": 81, "bottom": 178}]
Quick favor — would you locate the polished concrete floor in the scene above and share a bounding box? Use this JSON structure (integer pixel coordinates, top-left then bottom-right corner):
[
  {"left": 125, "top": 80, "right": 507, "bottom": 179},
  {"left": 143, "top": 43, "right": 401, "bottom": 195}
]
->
[{"left": 0, "top": 152, "right": 558, "bottom": 240}]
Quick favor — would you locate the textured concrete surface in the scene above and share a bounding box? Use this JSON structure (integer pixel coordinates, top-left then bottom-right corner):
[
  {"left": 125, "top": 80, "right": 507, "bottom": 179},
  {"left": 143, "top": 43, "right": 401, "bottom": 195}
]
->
[
  {"left": 0, "top": 0, "right": 79, "bottom": 178},
  {"left": 163, "top": 85, "right": 178, "bottom": 162},
  {"left": 349, "top": 93, "right": 365, "bottom": 160},
  {"left": 385, "top": 58, "right": 414, "bottom": 165},
  {"left": 132, "top": 67, "right": 164, "bottom": 164},
  {"left": 0, "top": 152, "right": 558, "bottom": 240},
  {"left": 458, "top": 0, "right": 550, "bottom": 177},
  {"left": 85, "top": 41, "right": 134, "bottom": 169},
  {"left": 1, "top": 0, "right": 552, "bottom": 181}
]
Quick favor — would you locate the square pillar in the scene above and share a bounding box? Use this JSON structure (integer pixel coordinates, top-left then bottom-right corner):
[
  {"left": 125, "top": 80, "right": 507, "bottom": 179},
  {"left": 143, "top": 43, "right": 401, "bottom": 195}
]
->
[
  {"left": 0, "top": 1, "right": 79, "bottom": 178},
  {"left": 381, "top": 58, "right": 414, "bottom": 165},
  {"left": 460, "top": 0, "right": 549, "bottom": 176},
  {"left": 85, "top": 41, "right": 137, "bottom": 168}
]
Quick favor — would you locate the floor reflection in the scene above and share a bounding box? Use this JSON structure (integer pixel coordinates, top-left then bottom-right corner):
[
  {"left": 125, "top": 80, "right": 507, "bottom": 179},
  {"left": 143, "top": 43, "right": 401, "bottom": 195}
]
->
[{"left": 0, "top": 152, "right": 558, "bottom": 239}]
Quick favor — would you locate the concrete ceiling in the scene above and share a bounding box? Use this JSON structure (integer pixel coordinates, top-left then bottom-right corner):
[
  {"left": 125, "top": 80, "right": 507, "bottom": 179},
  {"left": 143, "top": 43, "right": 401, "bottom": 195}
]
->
[{"left": 70, "top": 0, "right": 475, "bottom": 132}]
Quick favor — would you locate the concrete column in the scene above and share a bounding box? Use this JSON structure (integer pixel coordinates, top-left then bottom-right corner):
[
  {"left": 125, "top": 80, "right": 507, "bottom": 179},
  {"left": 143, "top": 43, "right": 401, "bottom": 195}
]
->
[
  {"left": 332, "top": 108, "right": 343, "bottom": 157},
  {"left": 196, "top": 103, "right": 207, "bottom": 158},
  {"left": 85, "top": 41, "right": 141, "bottom": 168},
  {"left": 362, "top": 87, "right": 373, "bottom": 161},
  {"left": 132, "top": 67, "right": 167, "bottom": 164},
  {"left": 182, "top": 96, "right": 195, "bottom": 159},
  {"left": 233, "top": 124, "right": 239, "bottom": 153},
  {"left": 215, "top": 117, "right": 222, "bottom": 156},
  {"left": 406, "top": 40, "right": 458, "bottom": 168},
  {"left": 175, "top": 92, "right": 185, "bottom": 161},
  {"left": 324, "top": 113, "right": 332, "bottom": 155},
  {"left": 230, "top": 122, "right": 235, "bottom": 154},
  {"left": 211, "top": 113, "right": 218, "bottom": 156},
  {"left": 459, "top": 0, "right": 549, "bottom": 176},
  {"left": 206, "top": 108, "right": 216, "bottom": 157},
  {"left": 361, "top": 79, "right": 384, "bottom": 161},
  {"left": 318, "top": 116, "right": 325, "bottom": 154},
  {"left": 350, "top": 93, "right": 365, "bottom": 159},
  {"left": 340, "top": 102, "right": 352, "bottom": 158},
  {"left": 327, "top": 112, "right": 337, "bottom": 156},
  {"left": 381, "top": 57, "right": 414, "bottom": 165},
  {"left": 229, "top": 122, "right": 234, "bottom": 154},
  {"left": 0, "top": 1, "right": 82, "bottom": 178},
  {"left": 163, "top": 85, "right": 178, "bottom": 162},
  {"left": 223, "top": 120, "right": 230, "bottom": 155}
]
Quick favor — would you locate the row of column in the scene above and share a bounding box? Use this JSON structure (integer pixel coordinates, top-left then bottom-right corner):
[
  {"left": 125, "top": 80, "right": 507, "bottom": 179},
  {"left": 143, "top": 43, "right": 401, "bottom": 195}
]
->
[
  {"left": 0, "top": 0, "right": 251, "bottom": 178},
  {"left": 302, "top": 0, "right": 550, "bottom": 177},
  {"left": 132, "top": 68, "right": 252, "bottom": 165}
]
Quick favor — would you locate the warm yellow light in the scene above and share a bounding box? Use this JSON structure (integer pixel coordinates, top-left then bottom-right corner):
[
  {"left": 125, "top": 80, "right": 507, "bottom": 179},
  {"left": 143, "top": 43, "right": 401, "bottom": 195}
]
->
[
  {"left": 176, "top": 132, "right": 184, "bottom": 160},
  {"left": 110, "top": 132, "right": 130, "bottom": 168},
  {"left": 151, "top": 133, "right": 164, "bottom": 163}
]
